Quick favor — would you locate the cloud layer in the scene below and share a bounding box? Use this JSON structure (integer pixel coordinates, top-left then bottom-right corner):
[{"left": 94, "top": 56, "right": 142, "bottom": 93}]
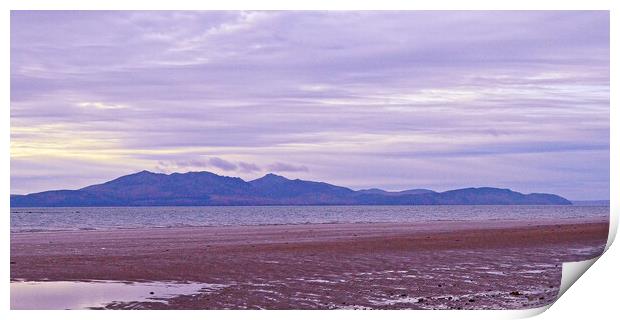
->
[{"left": 10, "top": 11, "right": 609, "bottom": 199}]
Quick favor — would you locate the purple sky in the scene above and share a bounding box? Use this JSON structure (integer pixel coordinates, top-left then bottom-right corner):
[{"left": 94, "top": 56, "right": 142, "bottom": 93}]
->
[{"left": 10, "top": 11, "right": 609, "bottom": 200}]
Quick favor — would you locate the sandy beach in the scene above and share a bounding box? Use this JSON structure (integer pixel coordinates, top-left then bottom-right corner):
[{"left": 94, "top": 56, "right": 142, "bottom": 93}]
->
[{"left": 10, "top": 219, "right": 608, "bottom": 309}]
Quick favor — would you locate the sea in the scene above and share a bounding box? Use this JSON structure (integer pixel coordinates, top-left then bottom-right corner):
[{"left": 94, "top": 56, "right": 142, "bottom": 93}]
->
[{"left": 10, "top": 205, "right": 609, "bottom": 233}]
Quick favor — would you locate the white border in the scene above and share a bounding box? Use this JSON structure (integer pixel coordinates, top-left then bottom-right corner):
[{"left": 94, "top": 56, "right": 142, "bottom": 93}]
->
[{"left": 2, "top": 1, "right": 616, "bottom": 320}]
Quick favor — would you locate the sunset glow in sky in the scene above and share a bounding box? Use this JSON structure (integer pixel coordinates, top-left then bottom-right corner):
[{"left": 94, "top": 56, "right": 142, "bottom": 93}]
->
[{"left": 10, "top": 11, "right": 609, "bottom": 200}]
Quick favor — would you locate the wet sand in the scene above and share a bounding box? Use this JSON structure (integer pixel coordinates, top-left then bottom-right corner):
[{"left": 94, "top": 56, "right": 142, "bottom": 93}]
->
[{"left": 10, "top": 219, "right": 608, "bottom": 310}]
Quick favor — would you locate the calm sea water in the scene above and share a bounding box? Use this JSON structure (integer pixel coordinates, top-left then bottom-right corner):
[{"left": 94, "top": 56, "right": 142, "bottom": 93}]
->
[{"left": 10, "top": 205, "right": 609, "bottom": 233}]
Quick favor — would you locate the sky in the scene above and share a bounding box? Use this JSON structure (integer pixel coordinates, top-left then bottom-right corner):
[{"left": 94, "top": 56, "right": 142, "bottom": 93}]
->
[{"left": 10, "top": 11, "right": 609, "bottom": 200}]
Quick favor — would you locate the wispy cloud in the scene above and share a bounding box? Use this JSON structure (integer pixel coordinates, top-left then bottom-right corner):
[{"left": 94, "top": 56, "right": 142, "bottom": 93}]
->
[
  {"left": 155, "top": 158, "right": 264, "bottom": 174},
  {"left": 207, "top": 157, "right": 237, "bottom": 171},
  {"left": 238, "top": 161, "right": 261, "bottom": 173},
  {"left": 77, "top": 102, "right": 127, "bottom": 110},
  {"left": 267, "top": 162, "right": 309, "bottom": 173}
]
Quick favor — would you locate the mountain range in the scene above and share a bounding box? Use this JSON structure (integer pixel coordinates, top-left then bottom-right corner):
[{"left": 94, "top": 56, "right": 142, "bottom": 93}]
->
[{"left": 10, "top": 170, "right": 572, "bottom": 207}]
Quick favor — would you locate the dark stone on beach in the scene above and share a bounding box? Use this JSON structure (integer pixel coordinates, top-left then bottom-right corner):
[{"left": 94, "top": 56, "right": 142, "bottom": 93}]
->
[
  {"left": 399, "top": 293, "right": 407, "bottom": 297},
  {"left": 438, "top": 284, "right": 442, "bottom": 287},
  {"left": 510, "top": 291, "right": 522, "bottom": 296},
  {"left": 149, "top": 292, "right": 154, "bottom": 295},
  {"left": 10, "top": 261, "right": 15, "bottom": 264},
  {"left": 539, "top": 297, "right": 545, "bottom": 300},
  {"left": 469, "top": 299, "right": 475, "bottom": 302},
  {"left": 417, "top": 298, "right": 424, "bottom": 303}
]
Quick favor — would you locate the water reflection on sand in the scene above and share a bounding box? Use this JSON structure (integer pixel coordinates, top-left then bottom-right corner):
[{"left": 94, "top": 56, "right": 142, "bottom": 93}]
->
[{"left": 10, "top": 280, "right": 225, "bottom": 310}]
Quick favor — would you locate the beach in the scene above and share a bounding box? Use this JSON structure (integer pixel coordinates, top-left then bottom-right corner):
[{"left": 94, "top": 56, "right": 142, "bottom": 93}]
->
[{"left": 10, "top": 219, "right": 608, "bottom": 309}]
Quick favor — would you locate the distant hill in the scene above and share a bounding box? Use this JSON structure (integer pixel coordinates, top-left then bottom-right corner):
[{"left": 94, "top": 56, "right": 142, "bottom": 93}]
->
[
  {"left": 357, "top": 188, "right": 436, "bottom": 196},
  {"left": 570, "top": 200, "right": 610, "bottom": 206},
  {"left": 10, "top": 170, "right": 572, "bottom": 207}
]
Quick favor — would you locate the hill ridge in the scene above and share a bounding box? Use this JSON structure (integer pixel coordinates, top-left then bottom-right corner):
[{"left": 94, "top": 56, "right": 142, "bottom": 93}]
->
[{"left": 10, "top": 170, "right": 572, "bottom": 207}]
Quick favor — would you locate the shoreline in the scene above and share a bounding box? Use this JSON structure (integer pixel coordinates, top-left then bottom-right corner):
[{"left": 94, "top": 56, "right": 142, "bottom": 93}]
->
[
  {"left": 11, "top": 220, "right": 609, "bottom": 309},
  {"left": 10, "top": 215, "right": 609, "bottom": 235}
]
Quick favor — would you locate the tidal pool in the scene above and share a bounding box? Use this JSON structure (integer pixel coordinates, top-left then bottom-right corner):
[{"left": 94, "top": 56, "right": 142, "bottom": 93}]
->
[{"left": 10, "top": 280, "right": 222, "bottom": 310}]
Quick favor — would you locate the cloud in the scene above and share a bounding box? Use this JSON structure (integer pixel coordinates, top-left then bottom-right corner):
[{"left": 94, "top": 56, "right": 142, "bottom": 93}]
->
[
  {"left": 267, "top": 162, "right": 309, "bottom": 173},
  {"left": 155, "top": 158, "right": 264, "bottom": 174},
  {"left": 77, "top": 101, "right": 126, "bottom": 110},
  {"left": 238, "top": 161, "right": 261, "bottom": 173},
  {"left": 207, "top": 157, "right": 238, "bottom": 171},
  {"left": 10, "top": 11, "right": 609, "bottom": 199},
  {"left": 156, "top": 158, "right": 238, "bottom": 172}
]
